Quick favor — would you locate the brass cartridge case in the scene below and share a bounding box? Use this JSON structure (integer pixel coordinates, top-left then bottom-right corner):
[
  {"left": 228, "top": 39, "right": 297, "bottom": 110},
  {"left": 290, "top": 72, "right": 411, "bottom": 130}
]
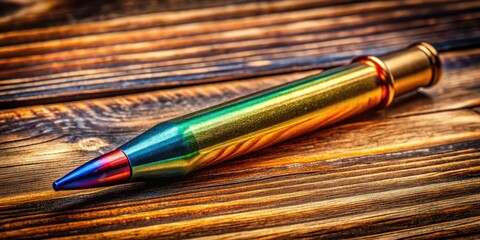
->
[{"left": 119, "top": 42, "right": 442, "bottom": 179}]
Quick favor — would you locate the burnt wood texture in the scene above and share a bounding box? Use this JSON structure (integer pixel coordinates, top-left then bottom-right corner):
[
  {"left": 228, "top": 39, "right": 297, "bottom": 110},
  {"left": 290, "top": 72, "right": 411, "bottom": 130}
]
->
[{"left": 0, "top": 0, "right": 479, "bottom": 239}]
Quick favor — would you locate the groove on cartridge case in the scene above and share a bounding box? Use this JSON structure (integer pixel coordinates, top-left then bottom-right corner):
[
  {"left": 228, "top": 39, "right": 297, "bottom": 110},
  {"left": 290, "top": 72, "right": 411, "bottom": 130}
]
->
[{"left": 354, "top": 56, "right": 395, "bottom": 108}]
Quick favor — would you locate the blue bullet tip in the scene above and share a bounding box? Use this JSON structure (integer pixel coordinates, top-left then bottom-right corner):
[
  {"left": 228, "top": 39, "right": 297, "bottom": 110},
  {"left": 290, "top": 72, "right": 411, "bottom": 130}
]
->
[{"left": 53, "top": 150, "right": 132, "bottom": 191}]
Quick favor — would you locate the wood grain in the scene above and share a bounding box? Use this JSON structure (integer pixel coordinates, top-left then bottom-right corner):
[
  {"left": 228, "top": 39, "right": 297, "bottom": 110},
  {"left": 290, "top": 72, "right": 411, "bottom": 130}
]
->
[
  {"left": 0, "top": 0, "right": 272, "bottom": 34},
  {"left": 0, "top": 0, "right": 479, "bottom": 239},
  {"left": 1, "top": 48, "right": 479, "bottom": 238},
  {"left": 0, "top": 0, "right": 479, "bottom": 107}
]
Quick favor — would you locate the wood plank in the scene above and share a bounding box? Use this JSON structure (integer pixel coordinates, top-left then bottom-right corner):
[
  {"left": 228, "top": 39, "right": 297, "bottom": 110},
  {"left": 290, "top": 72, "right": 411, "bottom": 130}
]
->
[
  {"left": 0, "top": 0, "right": 478, "bottom": 107},
  {"left": 0, "top": 141, "right": 478, "bottom": 238},
  {"left": 0, "top": 0, "right": 276, "bottom": 35},
  {"left": 0, "top": 68, "right": 478, "bottom": 235},
  {"left": 0, "top": 0, "right": 346, "bottom": 45},
  {"left": 3, "top": 106, "right": 480, "bottom": 194},
  {"left": 0, "top": 0, "right": 462, "bottom": 57},
  {"left": 1, "top": 47, "right": 479, "bottom": 196},
  {"left": 1, "top": 51, "right": 477, "bottom": 237},
  {"left": 1, "top": 1, "right": 479, "bottom": 238}
]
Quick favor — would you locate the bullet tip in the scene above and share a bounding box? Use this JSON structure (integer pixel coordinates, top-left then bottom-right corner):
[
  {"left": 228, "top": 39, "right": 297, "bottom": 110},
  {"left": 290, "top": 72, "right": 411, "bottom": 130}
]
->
[
  {"left": 53, "top": 149, "right": 131, "bottom": 191},
  {"left": 53, "top": 181, "right": 59, "bottom": 191}
]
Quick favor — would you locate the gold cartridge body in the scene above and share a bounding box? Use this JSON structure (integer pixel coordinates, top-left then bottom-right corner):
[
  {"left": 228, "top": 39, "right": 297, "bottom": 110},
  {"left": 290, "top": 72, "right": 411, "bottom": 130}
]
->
[{"left": 117, "top": 42, "right": 442, "bottom": 179}]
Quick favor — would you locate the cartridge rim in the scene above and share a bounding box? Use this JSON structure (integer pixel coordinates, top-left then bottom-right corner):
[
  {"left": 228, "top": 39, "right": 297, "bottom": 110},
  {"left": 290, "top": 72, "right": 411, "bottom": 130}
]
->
[{"left": 410, "top": 42, "right": 442, "bottom": 87}]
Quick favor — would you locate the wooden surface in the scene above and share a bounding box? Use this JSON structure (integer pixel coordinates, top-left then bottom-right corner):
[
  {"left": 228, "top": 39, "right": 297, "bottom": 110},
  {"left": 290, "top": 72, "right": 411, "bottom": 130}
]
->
[{"left": 0, "top": 0, "right": 479, "bottom": 239}]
